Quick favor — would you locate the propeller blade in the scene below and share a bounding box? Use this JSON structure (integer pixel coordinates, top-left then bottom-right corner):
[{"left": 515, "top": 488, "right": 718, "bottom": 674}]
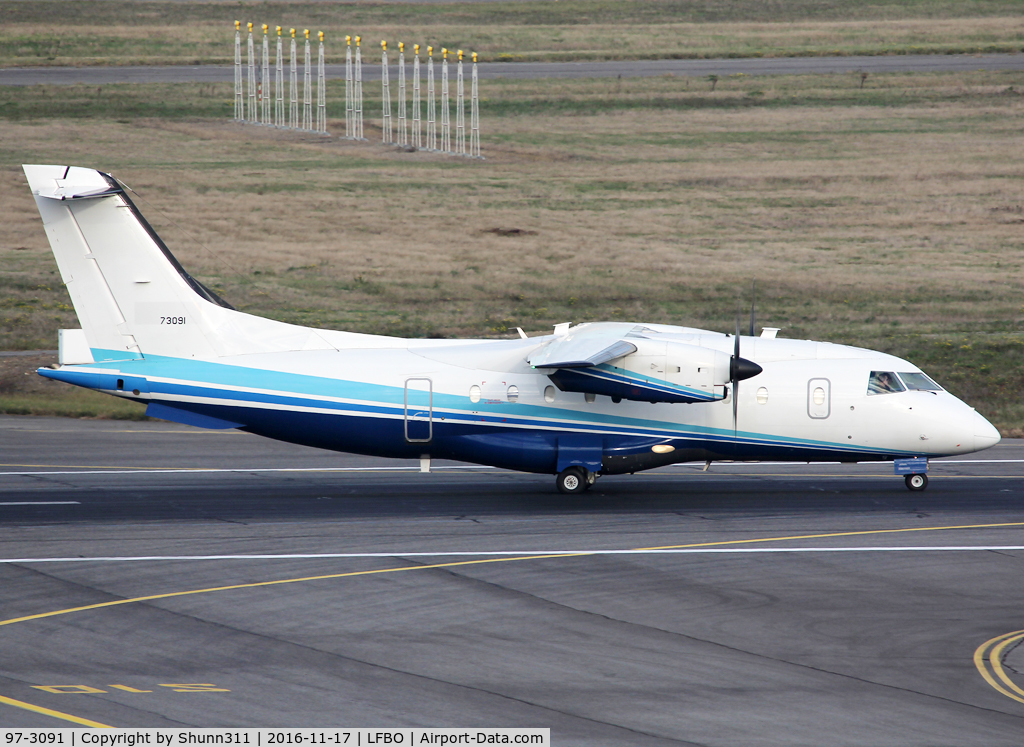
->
[
  {"left": 732, "top": 378, "right": 739, "bottom": 434},
  {"left": 734, "top": 314, "right": 741, "bottom": 359},
  {"left": 733, "top": 315, "right": 741, "bottom": 434},
  {"left": 729, "top": 311, "right": 764, "bottom": 437},
  {"left": 749, "top": 279, "right": 756, "bottom": 337}
]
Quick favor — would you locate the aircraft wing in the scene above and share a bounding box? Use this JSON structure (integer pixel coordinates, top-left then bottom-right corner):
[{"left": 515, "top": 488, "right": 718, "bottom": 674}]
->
[
  {"left": 529, "top": 322, "right": 732, "bottom": 404},
  {"left": 528, "top": 324, "right": 638, "bottom": 369}
]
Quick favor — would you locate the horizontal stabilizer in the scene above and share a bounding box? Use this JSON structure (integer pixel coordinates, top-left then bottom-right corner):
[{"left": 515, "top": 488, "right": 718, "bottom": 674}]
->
[{"left": 26, "top": 165, "right": 121, "bottom": 201}]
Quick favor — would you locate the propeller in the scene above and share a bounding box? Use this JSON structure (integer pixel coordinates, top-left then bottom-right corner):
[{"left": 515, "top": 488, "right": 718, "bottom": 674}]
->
[
  {"left": 749, "top": 279, "right": 756, "bottom": 337},
  {"left": 729, "top": 295, "right": 763, "bottom": 435}
]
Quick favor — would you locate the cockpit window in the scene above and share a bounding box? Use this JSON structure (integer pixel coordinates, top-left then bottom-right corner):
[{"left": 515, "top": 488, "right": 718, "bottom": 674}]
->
[
  {"left": 898, "top": 372, "right": 942, "bottom": 391},
  {"left": 867, "top": 371, "right": 905, "bottom": 395}
]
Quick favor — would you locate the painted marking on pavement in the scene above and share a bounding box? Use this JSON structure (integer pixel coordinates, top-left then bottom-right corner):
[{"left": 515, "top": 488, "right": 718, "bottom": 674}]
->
[
  {"left": 3, "top": 521, "right": 1023, "bottom": 725},
  {"left": 2, "top": 522, "right": 1023, "bottom": 625},
  {"left": 1, "top": 459, "right": 1022, "bottom": 477},
  {"left": 0, "top": 693, "right": 112, "bottom": 727},
  {"left": 0, "top": 502, "right": 80, "bottom": 506},
  {"left": 2, "top": 545, "right": 1024, "bottom": 564},
  {"left": 975, "top": 630, "right": 1024, "bottom": 705},
  {"left": 0, "top": 465, "right": 493, "bottom": 475}
]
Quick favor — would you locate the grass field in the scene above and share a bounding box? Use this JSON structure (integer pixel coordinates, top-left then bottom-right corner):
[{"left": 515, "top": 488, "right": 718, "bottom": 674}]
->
[
  {"left": 1, "top": 2, "right": 1023, "bottom": 432},
  {"left": 0, "top": 0, "right": 1022, "bottom": 66}
]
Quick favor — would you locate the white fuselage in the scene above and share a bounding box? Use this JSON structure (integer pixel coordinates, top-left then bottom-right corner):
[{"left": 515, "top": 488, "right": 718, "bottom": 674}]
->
[
  {"left": 45, "top": 323, "right": 998, "bottom": 476},
  {"left": 24, "top": 164, "right": 999, "bottom": 482}
]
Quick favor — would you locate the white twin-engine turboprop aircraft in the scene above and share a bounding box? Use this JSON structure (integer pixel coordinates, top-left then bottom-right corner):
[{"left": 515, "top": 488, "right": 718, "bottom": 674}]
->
[{"left": 24, "top": 165, "right": 1000, "bottom": 493}]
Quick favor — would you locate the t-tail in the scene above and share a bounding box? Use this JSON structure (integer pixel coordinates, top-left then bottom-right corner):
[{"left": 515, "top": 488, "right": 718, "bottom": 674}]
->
[{"left": 24, "top": 164, "right": 345, "bottom": 364}]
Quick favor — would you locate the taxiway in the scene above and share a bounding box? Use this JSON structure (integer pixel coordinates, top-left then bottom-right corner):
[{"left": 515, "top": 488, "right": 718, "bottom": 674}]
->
[{"left": 1, "top": 416, "right": 1023, "bottom": 743}]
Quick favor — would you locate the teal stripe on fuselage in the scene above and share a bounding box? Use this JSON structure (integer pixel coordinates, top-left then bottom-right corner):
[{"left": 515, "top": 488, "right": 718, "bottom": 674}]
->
[{"left": 78, "top": 349, "right": 915, "bottom": 457}]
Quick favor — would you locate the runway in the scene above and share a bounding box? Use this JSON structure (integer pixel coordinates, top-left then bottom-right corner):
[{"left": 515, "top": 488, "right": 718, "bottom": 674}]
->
[
  {"left": 1, "top": 53, "right": 1023, "bottom": 86},
  {"left": 1, "top": 415, "right": 1024, "bottom": 742}
]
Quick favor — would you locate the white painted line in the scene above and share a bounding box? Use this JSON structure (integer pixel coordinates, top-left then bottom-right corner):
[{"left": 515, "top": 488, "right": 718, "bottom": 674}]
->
[
  {"left": 1, "top": 459, "right": 1020, "bottom": 478},
  {"left": 0, "top": 466, "right": 497, "bottom": 476},
  {"left": 0, "top": 501, "right": 80, "bottom": 506},
  {"left": 934, "top": 459, "right": 1024, "bottom": 464},
  {"left": 2, "top": 546, "right": 1023, "bottom": 563},
  {"left": 665, "top": 460, "right": 1024, "bottom": 467},
  {"left": 4, "top": 460, "right": 1024, "bottom": 477}
]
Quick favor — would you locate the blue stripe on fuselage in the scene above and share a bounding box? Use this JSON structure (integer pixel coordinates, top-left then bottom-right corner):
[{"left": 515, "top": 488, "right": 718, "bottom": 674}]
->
[{"left": 39, "top": 349, "right": 923, "bottom": 465}]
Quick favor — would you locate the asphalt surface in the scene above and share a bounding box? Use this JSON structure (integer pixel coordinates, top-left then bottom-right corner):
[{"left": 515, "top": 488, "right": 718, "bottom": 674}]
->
[
  {"left": 1, "top": 415, "right": 1023, "bottom": 741},
  {"left": 2, "top": 53, "right": 1023, "bottom": 86}
]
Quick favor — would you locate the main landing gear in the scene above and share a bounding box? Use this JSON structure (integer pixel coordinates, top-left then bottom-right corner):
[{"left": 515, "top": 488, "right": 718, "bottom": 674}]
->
[
  {"left": 556, "top": 466, "right": 597, "bottom": 494},
  {"left": 905, "top": 473, "right": 929, "bottom": 491}
]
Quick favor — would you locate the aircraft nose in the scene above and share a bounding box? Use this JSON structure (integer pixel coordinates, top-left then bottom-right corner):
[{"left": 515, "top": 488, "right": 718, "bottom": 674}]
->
[{"left": 973, "top": 410, "right": 1001, "bottom": 452}]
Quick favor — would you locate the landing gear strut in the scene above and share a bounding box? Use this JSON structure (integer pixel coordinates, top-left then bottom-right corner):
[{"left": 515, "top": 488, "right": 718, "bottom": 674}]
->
[
  {"left": 556, "top": 466, "right": 596, "bottom": 494},
  {"left": 905, "top": 473, "right": 928, "bottom": 491}
]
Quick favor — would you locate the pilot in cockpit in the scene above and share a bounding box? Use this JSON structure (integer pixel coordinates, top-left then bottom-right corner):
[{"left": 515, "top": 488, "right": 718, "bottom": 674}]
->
[{"left": 867, "top": 371, "right": 904, "bottom": 395}]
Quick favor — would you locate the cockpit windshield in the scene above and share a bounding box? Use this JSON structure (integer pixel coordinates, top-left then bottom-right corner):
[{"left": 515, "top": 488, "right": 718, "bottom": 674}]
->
[
  {"left": 867, "top": 371, "right": 905, "bottom": 395},
  {"left": 898, "top": 372, "right": 942, "bottom": 391}
]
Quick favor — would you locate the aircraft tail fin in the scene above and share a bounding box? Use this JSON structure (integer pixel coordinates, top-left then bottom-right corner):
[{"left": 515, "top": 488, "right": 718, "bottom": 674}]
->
[{"left": 24, "top": 165, "right": 334, "bottom": 361}]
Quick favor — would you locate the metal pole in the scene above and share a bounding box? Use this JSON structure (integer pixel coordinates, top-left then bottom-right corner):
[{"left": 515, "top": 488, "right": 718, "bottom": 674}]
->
[
  {"left": 317, "top": 31, "right": 326, "bottom": 134},
  {"left": 381, "top": 41, "right": 392, "bottom": 144},
  {"left": 412, "top": 45, "right": 421, "bottom": 149},
  {"left": 233, "top": 21, "right": 243, "bottom": 120},
  {"left": 441, "top": 48, "right": 450, "bottom": 153},
  {"left": 456, "top": 50, "right": 465, "bottom": 155},
  {"left": 261, "top": 25, "right": 270, "bottom": 124},
  {"left": 398, "top": 43, "right": 407, "bottom": 146},
  {"left": 426, "top": 47, "right": 436, "bottom": 151},
  {"left": 471, "top": 52, "right": 481, "bottom": 158},
  {"left": 289, "top": 29, "right": 298, "bottom": 129},
  {"left": 275, "top": 27, "right": 284, "bottom": 127},
  {"left": 247, "top": 22, "right": 256, "bottom": 123},
  {"left": 345, "top": 36, "right": 352, "bottom": 138},
  {"left": 303, "top": 30, "right": 312, "bottom": 131},
  {"left": 355, "top": 36, "right": 364, "bottom": 139}
]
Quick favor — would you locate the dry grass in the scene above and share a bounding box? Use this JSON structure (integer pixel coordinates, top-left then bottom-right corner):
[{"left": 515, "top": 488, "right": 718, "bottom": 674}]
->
[
  {"left": 1, "top": 69, "right": 1023, "bottom": 429},
  {"left": 0, "top": 1, "right": 1022, "bottom": 66},
  {"left": 0, "top": 353, "right": 148, "bottom": 419}
]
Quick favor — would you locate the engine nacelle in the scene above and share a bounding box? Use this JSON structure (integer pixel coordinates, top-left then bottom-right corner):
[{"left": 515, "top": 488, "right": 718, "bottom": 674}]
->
[{"left": 549, "top": 339, "right": 732, "bottom": 404}]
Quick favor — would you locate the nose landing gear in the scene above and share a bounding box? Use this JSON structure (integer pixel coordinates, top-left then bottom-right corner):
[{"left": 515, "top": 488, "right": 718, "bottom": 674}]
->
[
  {"left": 905, "top": 473, "right": 929, "bottom": 491},
  {"left": 895, "top": 457, "right": 929, "bottom": 491}
]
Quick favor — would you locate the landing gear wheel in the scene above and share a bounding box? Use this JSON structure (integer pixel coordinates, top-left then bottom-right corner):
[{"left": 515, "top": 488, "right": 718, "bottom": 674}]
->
[
  {"left": 905, "top": 473, "right": 928, "bottom": 491},
  {"left": 556, "top": 466, "right": 588, "bottom": 495}
]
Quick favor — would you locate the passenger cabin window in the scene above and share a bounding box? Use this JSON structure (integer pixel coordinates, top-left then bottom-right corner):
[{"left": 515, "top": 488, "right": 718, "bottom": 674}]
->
[
  {"left": 867, "top": 371, "right": 905, "bottom": 395},
  {"left": 898, "top": 372, "right": 942, "bottom": 392}
]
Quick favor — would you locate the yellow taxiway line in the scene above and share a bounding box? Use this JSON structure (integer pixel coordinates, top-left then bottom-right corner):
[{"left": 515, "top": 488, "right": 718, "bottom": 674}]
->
[
  {"left": 3, "top": 521, "right": 1024, "bottom": 726},
  {"left": 0, "top": 694, "right": 112, "bottom": 727},
  {"left": 975, "top": 630, "right": 1024, "bottom": 705}
]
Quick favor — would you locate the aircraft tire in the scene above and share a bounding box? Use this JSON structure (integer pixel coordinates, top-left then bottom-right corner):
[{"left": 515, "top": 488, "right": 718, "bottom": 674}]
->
[
  {"left": 905, "top": 473, "right": 928, "bottom": 491},
  {"left": 556, "top": 466, "right": 588, "bottom": 495}
]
